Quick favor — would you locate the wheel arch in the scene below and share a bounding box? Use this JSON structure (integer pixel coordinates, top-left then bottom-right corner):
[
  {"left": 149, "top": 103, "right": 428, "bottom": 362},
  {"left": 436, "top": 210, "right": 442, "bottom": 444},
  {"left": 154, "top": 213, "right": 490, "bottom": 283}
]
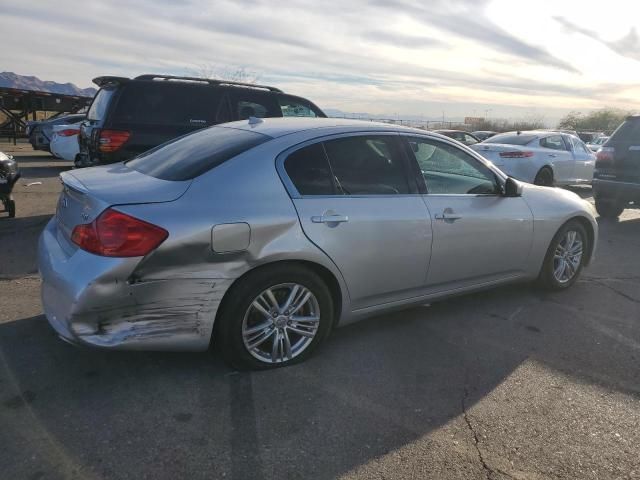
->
[
  {"left": 568, "top": 215, "right": 596, "bottom": 266},
  {"left": 213, "top": 259, "right": 344, "bottom": 342}
]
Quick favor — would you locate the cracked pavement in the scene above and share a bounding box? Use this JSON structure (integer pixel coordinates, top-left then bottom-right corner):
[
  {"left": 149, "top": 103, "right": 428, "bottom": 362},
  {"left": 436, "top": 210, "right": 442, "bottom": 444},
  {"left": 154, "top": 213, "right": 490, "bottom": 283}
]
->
[{"left": 1, "top": 145, "right": 639, "bottom": 479}]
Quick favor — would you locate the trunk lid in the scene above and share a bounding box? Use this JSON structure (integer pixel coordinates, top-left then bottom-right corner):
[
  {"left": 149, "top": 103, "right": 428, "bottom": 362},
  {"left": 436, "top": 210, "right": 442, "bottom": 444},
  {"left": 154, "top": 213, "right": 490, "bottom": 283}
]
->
[
  {"left": 471, "top": 143, "right": 532, "bottom": 166},
  {"left": 56, "top": 164, "right": 190, "bottom": 246}
]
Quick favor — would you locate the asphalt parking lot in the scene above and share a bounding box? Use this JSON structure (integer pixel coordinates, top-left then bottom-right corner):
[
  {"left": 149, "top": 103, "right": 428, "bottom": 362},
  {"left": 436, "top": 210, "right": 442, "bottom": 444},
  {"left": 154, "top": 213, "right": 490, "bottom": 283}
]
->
[{"left": 1, "top": 143, "right": 639, "bottom": 480}]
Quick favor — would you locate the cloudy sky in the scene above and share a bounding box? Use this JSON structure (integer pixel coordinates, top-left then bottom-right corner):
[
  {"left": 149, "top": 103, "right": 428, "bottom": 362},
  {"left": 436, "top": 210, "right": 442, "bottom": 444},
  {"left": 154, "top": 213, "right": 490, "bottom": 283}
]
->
[{"left": 3, "top": 0, "right": 640, "bottom": 123}]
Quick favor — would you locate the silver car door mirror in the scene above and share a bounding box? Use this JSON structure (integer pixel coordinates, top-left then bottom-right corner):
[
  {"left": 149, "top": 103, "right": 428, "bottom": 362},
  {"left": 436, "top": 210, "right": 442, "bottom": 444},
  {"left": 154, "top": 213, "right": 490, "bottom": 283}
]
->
[{"left": 504, "top": 177, "right": 523, "bottom": 197}]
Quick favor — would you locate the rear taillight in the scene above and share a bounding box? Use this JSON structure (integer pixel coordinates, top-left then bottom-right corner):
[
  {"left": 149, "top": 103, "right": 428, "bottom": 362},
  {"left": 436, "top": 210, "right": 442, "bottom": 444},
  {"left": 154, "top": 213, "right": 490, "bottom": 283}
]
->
[
  {"left": 71, "top": 208, "right": 168, "bottom": 257},
  {"left": 596, "top": 146, "right": 615, "bottom": 166},
  {"left": 98, "top": 129, "right": 130, "bottom": 152},
  {"left": 499, "top": 151, "right": 534, "bottom": 158},
  {"left": 58, "top": 129, "right": 79, "bottom": 137}
]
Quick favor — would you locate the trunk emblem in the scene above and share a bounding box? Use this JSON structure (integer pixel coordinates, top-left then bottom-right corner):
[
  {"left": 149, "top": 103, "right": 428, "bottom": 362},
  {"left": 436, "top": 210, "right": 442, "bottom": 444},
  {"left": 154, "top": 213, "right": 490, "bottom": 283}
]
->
[
  {"left": 81, "top": 212, "right": 89, "bottom": 221},
  {"left": 61, "top": 197, "right": 69, "bottom": 208}
]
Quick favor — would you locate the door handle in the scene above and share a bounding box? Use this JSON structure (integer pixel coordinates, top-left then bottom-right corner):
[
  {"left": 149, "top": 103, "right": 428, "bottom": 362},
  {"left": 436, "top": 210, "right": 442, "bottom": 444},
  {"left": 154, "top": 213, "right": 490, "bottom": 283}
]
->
[
  {"left": 548, "top": 153, "right": 558, "bottom": 158},
  {"left": 311, "top": 214, "right": 349, "bottom": 224},
  {"left": 434, "top": 212, "right": 462, "bottom": 221}
]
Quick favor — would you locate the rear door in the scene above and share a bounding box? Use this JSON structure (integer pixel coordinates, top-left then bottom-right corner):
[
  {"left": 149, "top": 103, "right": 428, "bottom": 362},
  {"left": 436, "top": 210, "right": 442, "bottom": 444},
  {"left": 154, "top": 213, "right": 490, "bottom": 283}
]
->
[
  {"left": 539, "top": 135, "right": 574, "bottom": 183},
  {"left": 608, "top": 119, "right": 640, "bottom": 183},
  {"left": 566, "top": 135, "right": 595, "bottom": 182},
  {"left": 280, "top": 133, "right": 433, "bottom": 309},
  {"left": 227, "top": 89, "right": 281, "bottom": 120},
  {"left": 404, "top": 135, "right": 533, "bottom": 289}
]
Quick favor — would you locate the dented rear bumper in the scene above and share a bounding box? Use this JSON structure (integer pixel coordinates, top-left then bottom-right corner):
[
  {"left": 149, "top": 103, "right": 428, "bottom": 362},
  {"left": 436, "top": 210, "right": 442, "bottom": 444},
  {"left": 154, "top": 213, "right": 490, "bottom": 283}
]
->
[{"left": 38, "top": 218, "right": 232, "bottom": 351}]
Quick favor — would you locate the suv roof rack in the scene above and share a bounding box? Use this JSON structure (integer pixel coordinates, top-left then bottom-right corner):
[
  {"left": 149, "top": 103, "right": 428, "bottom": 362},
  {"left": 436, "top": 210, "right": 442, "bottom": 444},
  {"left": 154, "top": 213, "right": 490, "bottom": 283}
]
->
[{"left": 133, "top": 74, "right": 284, "bottom": 93}]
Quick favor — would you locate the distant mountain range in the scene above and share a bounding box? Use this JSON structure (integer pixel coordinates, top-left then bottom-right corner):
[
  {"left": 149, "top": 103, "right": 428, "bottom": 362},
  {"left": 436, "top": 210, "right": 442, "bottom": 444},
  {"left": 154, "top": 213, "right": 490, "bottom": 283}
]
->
[{"left": 0, "top": 72, "right": 96, "bottom": 97}]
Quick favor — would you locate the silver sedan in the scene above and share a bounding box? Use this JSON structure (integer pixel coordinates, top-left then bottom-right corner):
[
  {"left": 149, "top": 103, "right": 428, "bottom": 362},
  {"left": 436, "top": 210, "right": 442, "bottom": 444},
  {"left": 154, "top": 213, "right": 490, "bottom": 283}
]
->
[{"left": 38, "top": 118, "right": 598, "bottom": 369}]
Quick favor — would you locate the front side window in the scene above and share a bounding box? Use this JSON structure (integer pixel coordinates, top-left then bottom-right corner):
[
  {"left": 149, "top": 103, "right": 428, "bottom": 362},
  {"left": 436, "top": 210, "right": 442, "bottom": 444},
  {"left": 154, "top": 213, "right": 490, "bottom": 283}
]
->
[
  {"left": 284, "top": 143, "right": 334, "bottom": 195},
  {"left": 323, "top": 136, "right": 410, "bottom": 195},
  {"left": 464, "top": 134, "right": 479, "bottom": 146},
  {"left": 278, "top": 95, "right": 319, "bottom": 118},
  {"left": 407, "top": 137, "right": 498, "bottom": 195},
  {"left": 540, "top": 135, "right": 566, "bottom": 151}
]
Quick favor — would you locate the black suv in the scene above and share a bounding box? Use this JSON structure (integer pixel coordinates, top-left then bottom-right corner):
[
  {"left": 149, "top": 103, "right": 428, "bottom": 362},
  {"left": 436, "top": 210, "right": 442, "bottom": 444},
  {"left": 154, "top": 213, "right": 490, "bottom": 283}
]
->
[
  {"left": 593, "top": 115, "right": 640, "bottom": 218},
  {"left": 76, "top": 74, "right": 326, "bottom": 167}
]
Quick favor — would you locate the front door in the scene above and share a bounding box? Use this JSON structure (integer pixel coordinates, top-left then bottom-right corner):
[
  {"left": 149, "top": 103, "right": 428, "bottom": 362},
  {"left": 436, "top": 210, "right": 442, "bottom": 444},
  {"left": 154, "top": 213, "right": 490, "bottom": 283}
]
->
[
  {"left": 404, "top": 136, "right": 533, "bottom": 289},
  {"left": 280, "top": 134, "right": 433, "bottom": 309}
]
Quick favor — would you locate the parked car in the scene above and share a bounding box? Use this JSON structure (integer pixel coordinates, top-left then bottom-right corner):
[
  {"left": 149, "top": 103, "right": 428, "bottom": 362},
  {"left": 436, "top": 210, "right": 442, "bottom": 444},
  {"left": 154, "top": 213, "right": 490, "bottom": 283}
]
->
[
  {"left": 587, "top": 135, "right": 609, "bottom": 152},
  {"left": 592, "top": 115, "right": 640, "bottom": 218},
  {"left": 0, "top": 151, "right": 20, "bottom": 218},
  {"left": 28, "top": 114, "right": 85, "bottom": 152},
  {"left": 49, "top": 124, "right": 80, "bottom": 161},
  {"left": 433, "top": 129, "right": 480, "bottom": 146},
  {"left": 471, "top": 131, "right": 595, "bottom": 186},
  {"left": 578, "top": 131, "right": 605, "bottom": 143},
  {"left": 76, "top": 74, "right": 326, "bottom": 167},
  {"left": 472, "top": 130, "right": 497, "bottom": 141},
  {"left": 39, "top": 118, "right": 597, "bottom": 369}
]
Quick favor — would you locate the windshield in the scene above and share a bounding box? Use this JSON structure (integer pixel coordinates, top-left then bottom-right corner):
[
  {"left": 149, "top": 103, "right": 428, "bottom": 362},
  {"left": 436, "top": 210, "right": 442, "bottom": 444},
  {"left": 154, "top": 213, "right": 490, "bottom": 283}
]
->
[
  {"left": 126, "top": 126, "right": 270, "bottom": 181},
  {"left": 87, "top": 88, "right": 114, "bottom": 121},
  {"left": 485, "top": 133, "right": 537, "bottom": 145}
]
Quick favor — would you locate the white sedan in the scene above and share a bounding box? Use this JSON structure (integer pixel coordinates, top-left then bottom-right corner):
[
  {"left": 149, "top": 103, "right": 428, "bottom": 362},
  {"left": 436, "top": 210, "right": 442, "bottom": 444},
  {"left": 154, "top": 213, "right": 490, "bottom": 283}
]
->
[
  {"left": 471, "top": 131, "right": 595, "bottom": 186},
  {"left": 49, "top": 124, "right": 80, "bottom": 161}
]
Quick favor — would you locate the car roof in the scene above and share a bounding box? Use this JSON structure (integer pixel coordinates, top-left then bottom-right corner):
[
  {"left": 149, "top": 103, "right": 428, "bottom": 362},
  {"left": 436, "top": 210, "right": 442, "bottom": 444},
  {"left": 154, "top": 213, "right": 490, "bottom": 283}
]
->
[
  {"left": 217, "top": 117, "right": 435, "bottom": 139},
  {"left": 494, "top": 130, "right": 569, "bottom": 137},
  {"left": 434, "top": 129, "right": 467, "bottom": 133}
]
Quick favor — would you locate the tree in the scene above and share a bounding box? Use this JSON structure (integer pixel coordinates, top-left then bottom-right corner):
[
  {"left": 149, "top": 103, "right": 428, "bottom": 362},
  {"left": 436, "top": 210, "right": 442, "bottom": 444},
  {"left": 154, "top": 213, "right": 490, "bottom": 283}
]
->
[
  {"left": 558, "top": 108, "right": 631, "bottom": 133},
  {"left": 187, "top": 64, "right": 261, "bottom": 84}
]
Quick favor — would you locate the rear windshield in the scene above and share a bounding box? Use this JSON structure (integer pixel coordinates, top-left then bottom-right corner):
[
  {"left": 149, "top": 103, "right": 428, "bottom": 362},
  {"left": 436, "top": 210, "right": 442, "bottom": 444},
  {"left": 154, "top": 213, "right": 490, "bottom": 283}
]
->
[
  {"left": 126, "top": 126, "right": 270, "bottom": 181},
  {"left": 87, "top": 88, "right": 114, "bottom": 121},
  {"left": 111, "top": 82, "right": 224, "bottom": 126},
  {"left": 609, "top": 118, "right": 640, "bottom": 144},
  {"left": 485, "top": 133, "right": 537, "bottom": 145}
]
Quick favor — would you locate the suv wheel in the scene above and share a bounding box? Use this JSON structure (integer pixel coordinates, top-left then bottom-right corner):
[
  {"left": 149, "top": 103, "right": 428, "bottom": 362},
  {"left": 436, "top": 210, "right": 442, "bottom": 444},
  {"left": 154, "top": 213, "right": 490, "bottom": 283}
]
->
[
  {"left": 538, "top": 220, "right": 588, "bottom": 290},
  {"left": 216, "top": 265, "right": 334, "bottom": 370},
  {"left": 595, "top": 198, "right": 624, "bottom": 219}
]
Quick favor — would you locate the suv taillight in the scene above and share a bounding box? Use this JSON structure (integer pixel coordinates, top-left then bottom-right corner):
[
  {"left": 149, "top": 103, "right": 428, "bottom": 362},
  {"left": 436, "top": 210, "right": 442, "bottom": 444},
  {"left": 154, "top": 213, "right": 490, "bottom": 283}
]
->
[
  {"left": 98, "top": 129, "right": 130, "bottom": 152},
  {"left": 71, "top": 208, "right": 168, "bottom": 257},
  {"left": 596, "top": 147, "right": 615, "bottom": 166}
]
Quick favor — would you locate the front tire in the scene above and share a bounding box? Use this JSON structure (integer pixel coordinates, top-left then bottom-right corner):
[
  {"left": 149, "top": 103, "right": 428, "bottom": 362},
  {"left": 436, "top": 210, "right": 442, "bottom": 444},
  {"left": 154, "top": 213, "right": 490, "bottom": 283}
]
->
[
  {"left": 216, "top": 265, "right": 334, "bottom": 370},
  {"left": 534, "top": 167, "right": 554, "bottom": 187},
  {"left": 537, "top": 220, "right": 588, "bottom": 290}
]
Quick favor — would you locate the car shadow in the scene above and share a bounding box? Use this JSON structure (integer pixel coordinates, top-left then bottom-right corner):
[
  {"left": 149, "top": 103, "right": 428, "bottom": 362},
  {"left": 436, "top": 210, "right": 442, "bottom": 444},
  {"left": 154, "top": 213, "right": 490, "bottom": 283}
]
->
[
  {"left": 13, "top": 153, "right": 72, "bottom": 180},
  {"left": 1, "top": 274, "right": 639, "bottom": 479},
  {"left": 0, "top": 214, "right": 52, "bottom": 277}
]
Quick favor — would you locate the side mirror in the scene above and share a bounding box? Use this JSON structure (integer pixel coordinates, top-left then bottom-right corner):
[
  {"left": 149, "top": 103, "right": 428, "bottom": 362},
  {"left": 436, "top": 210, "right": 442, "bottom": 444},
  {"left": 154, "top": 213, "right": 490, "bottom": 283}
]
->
[{"left": 504, "top": 177, "right": 523, "bottom": 197}]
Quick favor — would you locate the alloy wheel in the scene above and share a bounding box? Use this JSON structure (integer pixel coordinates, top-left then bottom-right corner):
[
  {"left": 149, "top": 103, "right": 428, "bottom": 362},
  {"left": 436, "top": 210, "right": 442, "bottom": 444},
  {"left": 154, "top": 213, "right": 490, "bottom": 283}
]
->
[
  {"left": 242, "top": 283, "right": 321, "bottom": 364},
  {"left": 552, "top": 230, "right": 583, "bottom": 283}
]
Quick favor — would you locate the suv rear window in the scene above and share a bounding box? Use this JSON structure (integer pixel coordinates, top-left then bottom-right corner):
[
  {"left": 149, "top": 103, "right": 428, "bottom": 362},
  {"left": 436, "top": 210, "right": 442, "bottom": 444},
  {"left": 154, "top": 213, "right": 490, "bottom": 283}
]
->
[
  {"left": 486, "top": 133, "right": 537, "bottom": 145},
  {"left": 111, "top": 82, "right": 225, "bottom": 126},
  {"left": 609, "top": 118, "right": 640, "bottom": 143},
  {"left": 127, "top": 126, "right": 270, "bottom": 181},
  {"left": 87, "top": 88, "right": 114, "bottom": 121}
]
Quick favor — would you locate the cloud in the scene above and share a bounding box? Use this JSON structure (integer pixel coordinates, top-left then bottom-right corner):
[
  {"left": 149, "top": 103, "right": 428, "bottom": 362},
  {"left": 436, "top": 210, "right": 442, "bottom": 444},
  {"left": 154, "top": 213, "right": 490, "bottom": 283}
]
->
[
  {"left": 554, "top": 16, "right": 640, "bottom": 61},
  {"left": 2, "top": 0, "right": 639, "bottom": 122}
]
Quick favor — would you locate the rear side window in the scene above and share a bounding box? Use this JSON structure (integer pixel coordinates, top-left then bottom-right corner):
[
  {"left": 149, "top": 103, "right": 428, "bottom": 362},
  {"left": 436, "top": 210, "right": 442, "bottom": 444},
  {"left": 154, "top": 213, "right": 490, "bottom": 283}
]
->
[
  {"left": 284, "top": 143, "right": 334, "bottom": 195},
  {"left": 540, "top": 135, "right": 566, "bottom": 151},
  {"left": 111, "top": 82, "right": 224, "bottom": 126},
  {"left": 323, "top": 136, "right": 410, "bottom": 195},
  {"left": 609, "top": 119, "right": 640, "bottom": 144},
  {"left": 278, "top": 95, "right": 320, "bottom": 118},
  {"left": 487, "top": 133, "right": 536, "bottom": 145},
  {"left": 87, "top": 88, "right": 114, "bottom": 121},
  {"left": 126, "top": 127, "right": 270, "bottom": 181},
  {"left": 228, "top": 90, "right": 280, "bottom": 120}
]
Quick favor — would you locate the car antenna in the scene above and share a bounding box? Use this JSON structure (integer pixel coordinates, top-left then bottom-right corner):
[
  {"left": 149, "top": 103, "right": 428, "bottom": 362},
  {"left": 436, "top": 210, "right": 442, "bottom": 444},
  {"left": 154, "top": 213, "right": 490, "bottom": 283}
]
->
[{"left": 248, "top": 116, "right": 264, "bottom": 125}]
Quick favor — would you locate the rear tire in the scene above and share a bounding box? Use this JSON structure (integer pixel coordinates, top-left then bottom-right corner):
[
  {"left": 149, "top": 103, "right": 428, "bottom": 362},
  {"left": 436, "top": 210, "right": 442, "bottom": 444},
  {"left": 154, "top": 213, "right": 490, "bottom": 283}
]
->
[
  {"left": 215, "top": 265, "right": 334, "bottom": 370},
  {"left": 534, "top": 167, "right": 554, "bottom": 187},
  {"left": 595, "top": 198, "right": 624, "bottom": 219},
  {"left": 537, "top": 220, "right": 588, "bottom": 290},
  {"left": 7, "top": 199, "right": 15, "bottom": 218}
]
